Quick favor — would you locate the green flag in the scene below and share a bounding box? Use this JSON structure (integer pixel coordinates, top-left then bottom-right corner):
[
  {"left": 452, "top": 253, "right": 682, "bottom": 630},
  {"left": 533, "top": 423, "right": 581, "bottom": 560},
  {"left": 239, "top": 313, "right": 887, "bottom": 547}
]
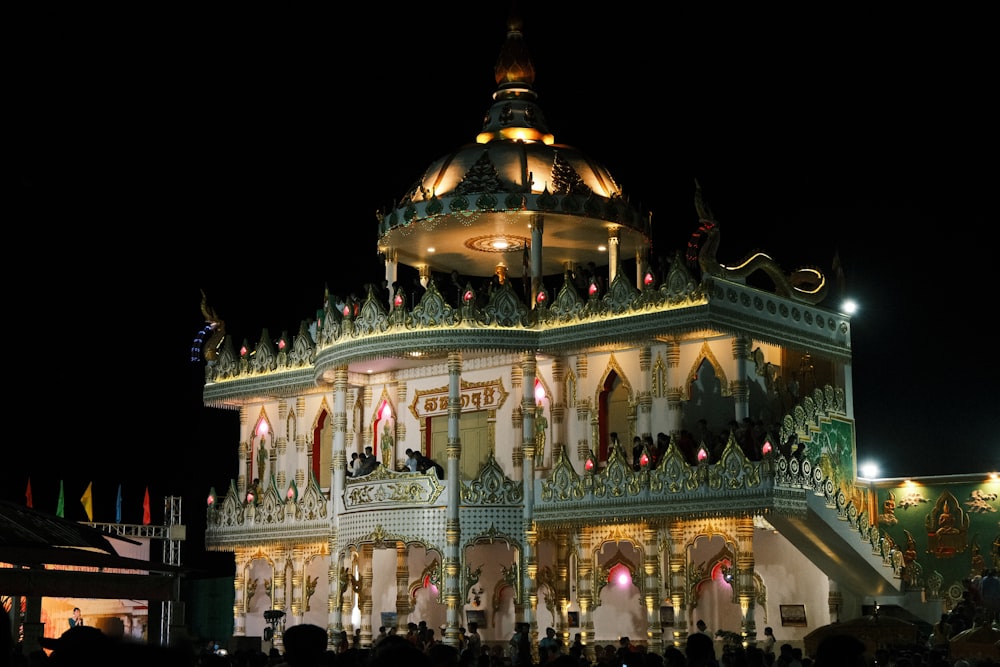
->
[{"left": 56, "top": 480, "right": 65, "bottom": 518}]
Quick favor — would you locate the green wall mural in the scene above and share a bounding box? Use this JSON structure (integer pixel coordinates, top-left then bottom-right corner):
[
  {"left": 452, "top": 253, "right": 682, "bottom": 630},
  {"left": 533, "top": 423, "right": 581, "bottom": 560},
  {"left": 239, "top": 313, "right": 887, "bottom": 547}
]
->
[{"left": 875, "top": 478, "right": 1000, "bottom": 609}]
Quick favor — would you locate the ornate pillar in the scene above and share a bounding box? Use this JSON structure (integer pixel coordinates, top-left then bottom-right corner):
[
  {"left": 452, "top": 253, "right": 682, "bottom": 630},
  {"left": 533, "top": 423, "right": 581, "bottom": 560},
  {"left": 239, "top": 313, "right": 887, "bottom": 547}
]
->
[
  {"left": 238, "top": 406, "right": 249, "bottom": 498},
  {"left": 638, "top": 346, "right": 652, "bottom": 440},
  {"left": 608, "top": 227, "right": 620, "bottom": 283},
  {"left": 384, "top": 247, "right": 398, "bottom": 311},
  {"left": 576, "top": 526, "right": 595, "bottom": 662},
  {"left": 395, "top": 543, "right": 410, "bottom": 632},
  {"left": 668, "top": 521, "right": 688, "bottom": 647},
  {"left": 643, "top": 526, "right": 664, "bottom": 654},
  {"left": 555, "top": 531, "right": 571, "bottom": 635},
  {"left": 273, "top": 549, "right": 289, "bottom": 639},
  {"left": 664, "top": 341, "right": 683, "bottom": 436},
  {"left": 396, "top": 381, "right": 408, "bottom": 470},
  {"left": 332, "top": 366, "right": 348, "bottom": 514},
  {"left": 732, "top": 337, "right": 750, "bottom": 422},
  {"left": 361, "top": 544, "right": 374, "bottom": 647},
  {"left": 329, "top": 365, "right": 349, "bottom": 637},
  {"left": 521, "top": 351, "right": 538, "bottom": 641},
  {"left": 530, "top": 214, "right": 544, "bottom": 307},
  {"left": 294, "top": 397, "right": 306, "bottom": 494},
  {"left": 551, "top": 356, "right": 566, "bottom": 462},
  {"left": 289, "top": 548, "right": 304, "bottom": 627},
  {"left": 328, "top": 542, "right": 341, "bottom": 637},
  {"left": 234, "top": 553, "right": 248, "bottom": 637},
  {"left": 363, "top": 385, "right": 374, "bottom": 451},
  {"left": 735, "top": 517, "right": 756, "bottom": 641},
  {"left": 444, "top": 352, "right": 463, "bottom": 647},
  {"left": 340, "top": 553, "right": 360, "bottom": 639},
  {"left": 276, "top": 399, "right": 288, "bottom": 492}
]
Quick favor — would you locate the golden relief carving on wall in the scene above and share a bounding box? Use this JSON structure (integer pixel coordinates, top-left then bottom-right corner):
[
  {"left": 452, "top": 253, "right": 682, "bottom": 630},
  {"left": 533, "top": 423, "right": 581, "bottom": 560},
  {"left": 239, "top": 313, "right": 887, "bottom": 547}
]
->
[{"left": 924, "top": 490, "right": 969, "bottom": 559}]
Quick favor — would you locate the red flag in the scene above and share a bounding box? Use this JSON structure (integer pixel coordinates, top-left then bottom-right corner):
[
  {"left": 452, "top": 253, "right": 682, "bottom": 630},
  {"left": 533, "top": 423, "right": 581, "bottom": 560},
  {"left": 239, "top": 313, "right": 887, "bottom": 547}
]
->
[
  {"left": 142, "top": 487, "right": 151, "bottom": 525},
  {"left": 25, "top": 478, "right": 33, "bottom": 508}
]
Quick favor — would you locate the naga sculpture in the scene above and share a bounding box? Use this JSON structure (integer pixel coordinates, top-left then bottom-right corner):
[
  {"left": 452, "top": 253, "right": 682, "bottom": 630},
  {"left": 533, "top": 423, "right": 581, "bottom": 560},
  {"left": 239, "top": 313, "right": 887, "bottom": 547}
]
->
[
  {"left": 196, "top": 289, "right": 226, "bottom": 362},
  {"left": 687, "top": 182, "right": 828, "bottom": 305}
]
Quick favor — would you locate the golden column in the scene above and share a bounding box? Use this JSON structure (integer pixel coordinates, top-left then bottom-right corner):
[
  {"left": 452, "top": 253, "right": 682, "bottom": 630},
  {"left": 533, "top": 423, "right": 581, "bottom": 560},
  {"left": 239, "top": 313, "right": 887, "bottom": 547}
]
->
[
  {"left": 443, "top": 351, "right": 463, "bottom": 647},
  {"left": 272, "top": 549, "right": 288, "bottom": 639},
  {"left": 395, "top": 543, "right": 410, "bottom": 633},
  {"left": 732, "top": 336, "right": 751, "bottom": 423},
  {"left": 289, "top": 548, "right": 304, "bottom": 625},
  {"left": 360, "top": 543, "right": 374, "bottom": 647},
  {"left": 643, "top": 526, "right": 664, "bottom": 654},
  {"left": 521, "top": 351, "right": 539, "bottom": 649},
  {"left": 668, "top": 521, "right": 688, "bottom": 647},
  {"left": 234, "top": 552, "right": 248, "bottom": 637},
  {"left": 735, "top": 516, "right": 757, "bottom": 641},
  {"left": 576, "top": 526, "right": 595, "bottom": 661}
]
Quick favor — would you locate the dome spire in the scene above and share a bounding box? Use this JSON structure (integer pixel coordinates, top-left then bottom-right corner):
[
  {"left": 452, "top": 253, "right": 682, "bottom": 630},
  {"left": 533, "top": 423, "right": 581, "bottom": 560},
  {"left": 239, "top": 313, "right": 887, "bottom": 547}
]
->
[
  {"left": 477, "top": 11, "right": 553, "bottom": 145},
  {"left": 494, "top": 10, "right": 535, "bottom": 89}
]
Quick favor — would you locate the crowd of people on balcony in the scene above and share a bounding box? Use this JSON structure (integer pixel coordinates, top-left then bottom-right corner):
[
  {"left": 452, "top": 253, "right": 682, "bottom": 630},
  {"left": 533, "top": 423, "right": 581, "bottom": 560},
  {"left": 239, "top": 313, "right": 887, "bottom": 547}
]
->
[{"left": 623, "top": 417, "right": 793, "bottom": 472}]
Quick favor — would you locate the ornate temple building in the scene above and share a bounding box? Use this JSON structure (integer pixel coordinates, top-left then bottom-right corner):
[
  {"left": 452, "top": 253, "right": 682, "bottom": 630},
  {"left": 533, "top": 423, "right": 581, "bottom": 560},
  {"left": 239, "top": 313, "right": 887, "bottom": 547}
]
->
[{"left": 199, "top": 14, "right": 999, "bottom": 659}]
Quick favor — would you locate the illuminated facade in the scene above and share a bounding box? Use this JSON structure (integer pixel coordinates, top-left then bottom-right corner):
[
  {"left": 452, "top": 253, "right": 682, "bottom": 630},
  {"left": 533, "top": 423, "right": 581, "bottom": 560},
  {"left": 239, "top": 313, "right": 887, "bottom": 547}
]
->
[{"left": 200, "top": 15, "right": 998, "bottom": 658}]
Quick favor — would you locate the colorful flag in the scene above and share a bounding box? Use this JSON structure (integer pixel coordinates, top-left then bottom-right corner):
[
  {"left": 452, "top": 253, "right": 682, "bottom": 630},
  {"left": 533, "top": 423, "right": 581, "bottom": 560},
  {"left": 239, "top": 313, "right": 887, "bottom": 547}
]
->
[
  {"left": 80, "top": 482, "right": 94, "bottom": 521},
  {"left": 25, "top": 478, "right": 33, "bottom": 508},
  {"left": 116, "top": 484, "right": 123, "bottom": 523},
  {"left": 142, "top": 487, "right": 151, "bottom": 525},
  {"left": 56, "top": 480, "right": 65, "bottom": 518}
]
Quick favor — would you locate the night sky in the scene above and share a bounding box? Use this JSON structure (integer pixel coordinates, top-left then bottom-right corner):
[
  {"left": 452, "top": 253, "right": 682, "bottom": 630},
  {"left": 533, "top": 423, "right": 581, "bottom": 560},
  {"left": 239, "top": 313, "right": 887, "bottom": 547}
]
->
[{"left": 10, "top": 6, "right": 995, "bottom": 573}]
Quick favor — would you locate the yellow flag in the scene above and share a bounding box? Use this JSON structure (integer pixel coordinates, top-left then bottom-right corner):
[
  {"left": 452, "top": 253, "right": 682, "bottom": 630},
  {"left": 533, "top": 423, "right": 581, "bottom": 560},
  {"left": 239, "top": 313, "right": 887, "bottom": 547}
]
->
[{"left": 80, "top": 482, "right": 94, "bottom": 521}]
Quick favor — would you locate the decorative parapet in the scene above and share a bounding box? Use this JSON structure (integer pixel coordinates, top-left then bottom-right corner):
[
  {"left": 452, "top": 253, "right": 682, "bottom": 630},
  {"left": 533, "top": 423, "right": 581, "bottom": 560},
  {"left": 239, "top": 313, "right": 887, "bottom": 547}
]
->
[
  {"left": 343, "top": 466, "right": 445, "bottom": 511},
  {"left": 204, "top": 474, "right": 330, "bottom": 549},
  {"left": 460, "top": 452, "right": 523, "bottom": 505}
]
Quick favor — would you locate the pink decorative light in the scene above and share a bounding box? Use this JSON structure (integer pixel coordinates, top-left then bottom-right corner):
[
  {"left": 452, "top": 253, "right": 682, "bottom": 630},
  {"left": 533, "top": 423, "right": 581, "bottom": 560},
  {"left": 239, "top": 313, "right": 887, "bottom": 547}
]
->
[
  {"left": 394, "top": 293, "right": 403, "bottom": 307},
  {"left": 697, "top": 447, "right": 708, "bottom": 462},
  {"left": 761, "top": 441, "right": 772, "bottom": 455},
  {"left": 246, "top": 492, "right": 255, "bottom": 503},
  {"left": 589, "top": 282, "right": 598, "bottom": 296},
  {"left": 644, "top": 272, "right": 654, "bottom": 286},
  {"left": 464, "top": 289, "right": 474, "bottom": 303},
  {"left": 640, "top": 452, "right": 649, "bottom": 467}
]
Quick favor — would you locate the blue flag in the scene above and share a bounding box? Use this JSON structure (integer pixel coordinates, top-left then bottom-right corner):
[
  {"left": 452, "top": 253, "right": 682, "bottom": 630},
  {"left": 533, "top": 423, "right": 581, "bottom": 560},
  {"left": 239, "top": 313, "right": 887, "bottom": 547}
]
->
[{"left": 116, "top": 484, "right": 123, "bottom": 523}]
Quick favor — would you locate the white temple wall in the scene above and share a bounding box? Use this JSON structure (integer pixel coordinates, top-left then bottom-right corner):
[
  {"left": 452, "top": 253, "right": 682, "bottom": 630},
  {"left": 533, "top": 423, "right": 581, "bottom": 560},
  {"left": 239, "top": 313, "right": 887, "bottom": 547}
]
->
[{"left": 750, "top": 526, "right": 831, "bottom": 645}]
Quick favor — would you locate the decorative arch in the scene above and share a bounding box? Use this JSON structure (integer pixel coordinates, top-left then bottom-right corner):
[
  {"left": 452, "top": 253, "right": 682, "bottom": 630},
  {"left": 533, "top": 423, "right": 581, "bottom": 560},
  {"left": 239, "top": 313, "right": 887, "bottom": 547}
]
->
[
  {"left": 311, "top": 397, "right": 331, "bottom": 488},
  {"left": 372, "top": 387, "right": 396, "bottom": 466},
  {"left": 251, "top": 408, "right": 275, "bottom": 487},
  {"left": 595, "top": 354, "right": 632, "bottom": 461},
  {"left": 684, "top": 341, "right": 731, "bottom": 401},
  {"left": 591, "top": 524, "right": 643, "bottom": 609},
  {"left": 461, "top": 526, "right": 522, "bottom": 614},
  {"left": 409, "top": 555, "right": 443, "bottom": 604},
  {"left": 689, "top": 542, "right": 736, "bottom": 607}
]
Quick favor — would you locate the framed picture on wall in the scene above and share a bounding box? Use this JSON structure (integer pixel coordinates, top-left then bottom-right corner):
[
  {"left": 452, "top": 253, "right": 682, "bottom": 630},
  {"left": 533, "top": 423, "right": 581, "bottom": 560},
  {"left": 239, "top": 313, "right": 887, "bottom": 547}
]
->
[
  {"left": 567, "top": 611, "right": 580, "bottom": 627},
  {"left": 466, "top": 609, "right": 487, "bottom": 627},
  {"left": 659, "top": 606, "right": 674, "bottom": 626},
  {"left": 779, "top": 604, "right": 807, "bottom": 627}
]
